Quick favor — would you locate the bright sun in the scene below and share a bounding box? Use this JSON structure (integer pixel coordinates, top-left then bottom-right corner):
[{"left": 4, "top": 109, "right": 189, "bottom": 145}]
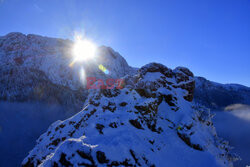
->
[{"left": 72, "top": 37, "right": 97, "bottom": 62}]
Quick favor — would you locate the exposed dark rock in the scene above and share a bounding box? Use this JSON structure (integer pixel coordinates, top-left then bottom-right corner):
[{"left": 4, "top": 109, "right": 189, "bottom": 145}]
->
[
  {"left": 135, "top": 89, "right": 152, "bottom": 98},
  {"left": 50, "top": 138, "right": 61, "bottom": 146},
  {"left": 119, "top": 102, "right": 127, "bottom": 106},
  {"left": 76, "top": 150, "right": 96, "bottom": 166},
  {"left": 109, "top": 122, "right": 118, "bottom": 128},
  {"left": 129, "top": 149, "right": 141, "bottom": 166},
  {"left": 59, "top": 153, "right": 73, "bottom": 167},
  {"left": 22, "top": 158, "right": 35, "bottom": 167},
  {"left": 96, "top": 151, "right": 109, "bottom": 164},
  {"left": 129, "top": 119, "right": 144, "bottom": 130},
  {"left": 96, "top": 124, "right": 105, "bottom": 134},
  {"left": 177, "top": 132, "right": 203, "bottom": 151},
  {"left": 101, "top": 89, "right": 121, "bottom": 98},
  {"left": 102, "top": 102, "right": 116, "bottom": 112}
]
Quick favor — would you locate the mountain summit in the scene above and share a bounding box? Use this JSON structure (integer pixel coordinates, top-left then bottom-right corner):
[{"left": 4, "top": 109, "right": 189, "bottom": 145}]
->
[{"left": 22, "top": 63, "right": 237, "bottom": 167}]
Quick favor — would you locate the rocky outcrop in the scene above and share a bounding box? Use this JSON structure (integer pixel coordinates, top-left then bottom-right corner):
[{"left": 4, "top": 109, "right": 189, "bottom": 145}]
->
[
  {"left": 22, "top": 63, "right": 237, "bottom": 167},
  {"left": 136, "top": 63, "right": 195, "bottom": 102}
]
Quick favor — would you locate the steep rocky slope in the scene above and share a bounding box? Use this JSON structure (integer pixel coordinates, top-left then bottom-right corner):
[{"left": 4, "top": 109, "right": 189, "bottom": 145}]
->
[
  {"left": 0, "top": 32, "right": 136, "bottom": 109},
  {"left": 23, "top": 63, "right": 237, "bottom": 167},
  {"left": 194, "top": 77, "right": 250, "bottom": 110}
]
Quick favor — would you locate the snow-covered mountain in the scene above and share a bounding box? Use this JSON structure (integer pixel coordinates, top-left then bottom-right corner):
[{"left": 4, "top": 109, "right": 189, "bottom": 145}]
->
[
  {"left": 0, "top": 32, "right": 243, "bottom": 166},
  {"left": 0, "top": 32, "right": 136, "bottom": 110},
  {"left": 2, "top": 32, "right": 249, "bottom": 112},
  {"left": 22, "top": 63, "right": 238, "bottom": 167},
  {"left": 194, "top": 77, "right": 250, "bottom": 110}
]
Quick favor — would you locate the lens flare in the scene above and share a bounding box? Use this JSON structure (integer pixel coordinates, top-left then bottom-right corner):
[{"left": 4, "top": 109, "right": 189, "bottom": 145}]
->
[
  {"left": 98, "top": 64, "right": 109, "bottom": 75},
  {"left": 79, "top": 67, "right": 86, "bottom": 84},
  {"left": 72, "top": 35, "right": 97, "bottom": 63}
]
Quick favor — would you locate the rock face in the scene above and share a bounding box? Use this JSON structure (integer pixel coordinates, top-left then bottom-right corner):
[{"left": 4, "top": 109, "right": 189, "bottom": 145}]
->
[
  {"left": 194, "top": 77, "right": 250, "bottom": 110},
  {"left": 22, "top": 63, "right": 237, "bottom": 167},
  {"left": 0, "top": 32, "right": 136, "bottom": 109}
]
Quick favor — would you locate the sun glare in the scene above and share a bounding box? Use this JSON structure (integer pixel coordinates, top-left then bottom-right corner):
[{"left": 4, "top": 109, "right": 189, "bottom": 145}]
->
[{"left": 72, "top": 36, "right": 97, "bottom": 62}]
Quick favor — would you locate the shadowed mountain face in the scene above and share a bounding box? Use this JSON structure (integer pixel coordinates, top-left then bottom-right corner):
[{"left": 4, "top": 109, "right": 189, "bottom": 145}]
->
[{"left": 194, "top": 77, "right": 250, "bottom": 110}]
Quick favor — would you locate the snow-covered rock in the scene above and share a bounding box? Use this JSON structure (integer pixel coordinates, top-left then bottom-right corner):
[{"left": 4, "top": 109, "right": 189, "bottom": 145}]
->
[
  {"left": 194, "top": 77, "right": 250, "bottom": 109},
  {"left": 22, "top": 63, "right": 238, "bottom": 167}
]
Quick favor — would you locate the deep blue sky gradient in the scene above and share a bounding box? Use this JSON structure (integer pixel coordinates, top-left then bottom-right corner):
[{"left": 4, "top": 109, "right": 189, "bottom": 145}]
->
[{"left": 0, "top": 0, "right": 249, "bottom": 86}]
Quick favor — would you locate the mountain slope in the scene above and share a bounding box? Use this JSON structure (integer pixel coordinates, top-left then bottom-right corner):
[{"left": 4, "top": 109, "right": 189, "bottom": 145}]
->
[
  {"left": 22, "top": 63, "right": 237, "bottom": 167},
  {"left": 0, "top": 32, "right": 136, "bottom": 109},
  {"left": 194, "top": 77, "right": 250, "bottom": 110}
]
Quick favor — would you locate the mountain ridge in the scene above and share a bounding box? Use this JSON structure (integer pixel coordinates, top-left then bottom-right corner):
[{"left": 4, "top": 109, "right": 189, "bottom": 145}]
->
[
  {"left": 0, "top": 32, "right": 246, "bottom": 166},
  {"left": 194, "top": 76, "right": 250, "bottom": 110}
]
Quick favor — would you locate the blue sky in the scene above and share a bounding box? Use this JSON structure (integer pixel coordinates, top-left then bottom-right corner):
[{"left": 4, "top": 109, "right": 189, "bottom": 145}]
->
[{"left": 0, "top": 0, "right": 249, "bottom": 86}]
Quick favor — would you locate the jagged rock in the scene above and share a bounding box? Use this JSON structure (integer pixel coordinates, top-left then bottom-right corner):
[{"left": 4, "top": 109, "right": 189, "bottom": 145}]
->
[
  {"left": 173, "top": 67, "right": 195, "bottom": 102},
  {"left": 129, "top": 119, "right": 144, "bottom": 130},
  {"left": 22, "top": 63, "right": 237, "bottom": 167}
]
